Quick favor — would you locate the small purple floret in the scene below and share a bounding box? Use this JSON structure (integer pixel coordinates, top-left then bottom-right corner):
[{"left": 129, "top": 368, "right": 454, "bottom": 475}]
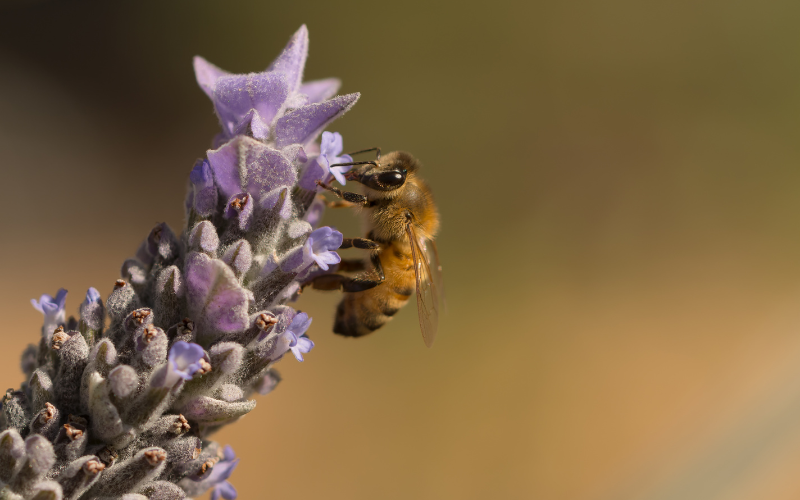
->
[
  {"left": 304, "top": 226, "right": 342, "bottom": 271},
  {"left": 83, "top": 287, "right": 101, "bottom": 305},
  {"left": 193, "top": 445, "right": 239, "bottom": 500},
  {"left": 285, "top": 312, "right": 314, "bottom": 362},
  {"left": 189, "top": 159, "right": 218, "bottom": 217},
  {"left": 165, "top": 341, "right": 206, "bottom": 386},
  {"left": 320, "top": 132, "right": 353, "bottom": 185},
  {"left": 31, "top": 288, "right": 68, "bottom": 338}
]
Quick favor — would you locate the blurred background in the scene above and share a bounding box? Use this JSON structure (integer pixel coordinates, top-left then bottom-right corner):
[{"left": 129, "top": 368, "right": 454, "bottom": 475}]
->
[{"left": 3, "top": 0, "right": 800, "bottom": 498}]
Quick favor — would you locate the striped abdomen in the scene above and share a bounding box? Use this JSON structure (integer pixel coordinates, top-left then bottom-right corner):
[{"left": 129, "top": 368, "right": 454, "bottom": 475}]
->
[{"left": 333, "top": 243, "right": 415, "bottom": 338}]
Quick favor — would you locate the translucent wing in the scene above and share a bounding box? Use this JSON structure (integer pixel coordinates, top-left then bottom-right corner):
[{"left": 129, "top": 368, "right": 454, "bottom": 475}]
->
[
  {"left": 424, "top": 239, "right": 445, "bottom": 312},
  {"left": 407, "top": 223, "right": 440, "bottom": 347}
]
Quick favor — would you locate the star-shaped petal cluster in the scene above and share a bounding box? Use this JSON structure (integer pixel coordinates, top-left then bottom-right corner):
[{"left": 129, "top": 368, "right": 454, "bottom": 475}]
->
[{"left": 194, "top": 25, "right": 358, "bottom": 147}]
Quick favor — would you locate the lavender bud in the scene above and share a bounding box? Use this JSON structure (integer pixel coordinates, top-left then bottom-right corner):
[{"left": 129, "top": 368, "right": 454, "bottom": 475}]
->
[
  {"left": 56, "top": 456, "right": 105, "bottom": 500},
  {"left": 2, "top": 389, "right": 31, "bottom": 433},
  {"left": 29, "top": 481, "right": 62, "bottom": 500},
  {"left": 54, "top": 421, "right": 87, "bottom": 462},
  {"left": 217, "top": 384, "right": 243, "bottom": 402},
  {"left": 0, "top": 429, "right": 25, "bottom": 483},
  {"left": 108, "top": 365, "right": 139, "bottom": 400},
  {"left": 221, "top": 239, "right": 253, "bottom": 280},
  {"left": 153, "top": 266, "right": 184, "bottom": 329},
  {"left": 78, "top": 288, "right": 105, "bottom": 346},
  {"left": 80, "top": 340, "right": 117, "bottom": 414},
  {"left": 188, "top": 221, "right": 219, "bottom": 256},
  {"left": 86, "top": 373, "right": 126, "bottom": 444},
  {"left": 179, "top": 396, "right": 256, "bottom": 426},
  {"left": 137, "top": 223, "right": 179, "bottom": 267},
  {"left": 86, "top": 447, "right": 166, "bottom": 497},
  {"left": 120, "top": 259, "right": 148, "bottom": 298},
  {"left": 54, "top": 333, "right": 89, "bottom": 417},
  {"left": 29, "top": 402, "right": 60, "bottom": 441},
  {"left": 138, "top": 480, "right": 186, "bottom": 500},
  {"left": 29, "top": 369, "right": 54, "bottom": 415},
  {"left": 106, "top": 280, "right": 140, "bottom": 328},
  {"left": 10, "top": 435, "right": 56, "bottom": 495},
  {"left": 134, "top": 325, "right": 168, "bottom": 370},
  {"left": 188, "top": 159, "right": 218, "bottom": 219}
]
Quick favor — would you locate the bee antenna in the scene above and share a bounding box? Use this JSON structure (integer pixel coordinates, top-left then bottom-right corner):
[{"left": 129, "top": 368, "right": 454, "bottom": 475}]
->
[{"left": 329, "top": 161, "right": 379, "bottom": 168}]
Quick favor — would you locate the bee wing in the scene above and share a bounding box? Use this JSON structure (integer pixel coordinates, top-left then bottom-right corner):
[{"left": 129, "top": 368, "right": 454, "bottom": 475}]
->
[
  {"left": 424, "top": 239, "right": 445, "bottom": 312},
  {"left": 407, "top": 223, "right": 440, "bottom": 347}
]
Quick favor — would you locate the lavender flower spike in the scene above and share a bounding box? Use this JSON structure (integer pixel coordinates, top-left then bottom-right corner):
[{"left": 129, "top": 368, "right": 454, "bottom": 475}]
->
[{"left": 3, "top": 25, "right": 356, "bottom": 499}]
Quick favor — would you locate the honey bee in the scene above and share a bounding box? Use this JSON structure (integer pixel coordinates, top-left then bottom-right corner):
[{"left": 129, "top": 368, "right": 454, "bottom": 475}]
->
[{"left": 309, "top": 149, "right": 442, "bottom": 347}]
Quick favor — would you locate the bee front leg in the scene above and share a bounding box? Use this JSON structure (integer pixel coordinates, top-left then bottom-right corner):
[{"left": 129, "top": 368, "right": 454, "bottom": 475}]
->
[
  {"left": 305, "top": 255, "right": 385, "bottom": 292},
  {"left": 316, "top": 180, "right": 375, "bottom": 207},
  {"left": 305, "top": 274, "right": 383, "bottom": 293}
]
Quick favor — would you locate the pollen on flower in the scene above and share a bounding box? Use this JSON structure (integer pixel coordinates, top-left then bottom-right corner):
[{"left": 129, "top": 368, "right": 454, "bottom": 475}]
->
[{"left": 9, "top": 24, "right": 356, "bottom": 500}]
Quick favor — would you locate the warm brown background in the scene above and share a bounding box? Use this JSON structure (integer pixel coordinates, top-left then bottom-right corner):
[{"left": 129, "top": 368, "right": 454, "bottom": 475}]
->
[{"left": 3, "top": 1, "right": 800, "bottom": 499}]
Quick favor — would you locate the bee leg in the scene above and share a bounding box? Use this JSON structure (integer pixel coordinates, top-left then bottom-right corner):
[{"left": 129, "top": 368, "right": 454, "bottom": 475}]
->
[
  {"left": 338, "top": 259, "right": 366, "bottom": 272},
  {"left": 316, "top": 181, "right": 376, "bottom": 207},
  {"left": 306, "top": 273, "right": 383, "bottom": 293},
  {"left": 326, "top": 199, "right": 356, "bottom": 209},
  {"left": 305, "top": 255, "right": 385, "bottom": 292},
  {"left": 340, "top": 238, "right": 380, "bottom": 250}
]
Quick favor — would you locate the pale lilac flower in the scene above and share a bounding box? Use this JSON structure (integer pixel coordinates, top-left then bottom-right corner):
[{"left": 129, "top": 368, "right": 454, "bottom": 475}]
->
[
  {"left": 31, "top": 288, "right": 67, "bottom": 339},
  {"left": 304, "top": 226, "right": 343, "bottom": 271},
  {"left": 163, "top": 341, "right": 206, "bottom": 387},
  {"left": 194, "top": 446, "right": 239, "bottom": 500},
  {"left": 321, "top": 131, "right": 354, "bottom": 185},
  {"left": 286, "top": 312, "right": 314, "bottom": 362}
]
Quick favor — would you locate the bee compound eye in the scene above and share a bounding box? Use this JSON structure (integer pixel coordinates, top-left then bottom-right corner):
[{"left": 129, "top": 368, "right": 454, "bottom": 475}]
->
[{"left": 376, "top": 170, "right": 406, "bottom": 188}]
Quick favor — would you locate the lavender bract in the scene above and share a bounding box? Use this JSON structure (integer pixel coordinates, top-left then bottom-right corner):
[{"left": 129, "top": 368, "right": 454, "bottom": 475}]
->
[{"left": 1, "top": 25, "right": 357, "bottom": 499}]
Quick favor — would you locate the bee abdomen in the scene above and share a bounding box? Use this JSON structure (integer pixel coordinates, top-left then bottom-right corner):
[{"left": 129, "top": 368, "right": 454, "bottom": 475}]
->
[{"left": 333, "top": 293, "right": 408, "bottom": 338}]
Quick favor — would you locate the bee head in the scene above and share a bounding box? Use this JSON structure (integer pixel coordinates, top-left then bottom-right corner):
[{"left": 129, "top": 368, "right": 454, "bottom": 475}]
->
[{"left": 345, "top": 151, "right": 419, "bottom": 192}]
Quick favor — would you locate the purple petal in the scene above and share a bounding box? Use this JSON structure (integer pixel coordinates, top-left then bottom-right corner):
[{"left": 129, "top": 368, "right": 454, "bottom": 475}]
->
[
  {"left": 207, "top": 136, "right": 297, "bottom": 200},
  {"left": 313, "top": 251, "right": 341, "bottom": 270},
  {"left": 275, "top": 93, "right": 360, "bottom": 148},
  {"left": 260, "top": 187, "right": 293, "bottom": 219},
  {"left": 193, "top": 56, "right": 230, "bottom": 98},
  {"left": 266, "top": 25, "right": 309, "bottom": 92},
  {"left": 304, "top": 198, "right": 325, "bottom": 228},
  {"left": 290, "top": 346, "right": 305, "bottom": 362},
  {"left": 218, "top": 481, "right": 238, "bottom": 500},
  {"left": 185, "top": 253, "right": 250, "bottom": 340},
  {"left": 54, "top": 289, "right": 68, "bottom": 309},
  {"left": 299, "top": 78, "right": 341, "bottom": 104},
  {"left": 296, "top": 336, "right": 314, "bottom": 354},
  {"left": 223, "top": 445, "right": 236, "bottom": 461},
  {"left": 213, "top": 72, "right": 290, "bottom": 138},
  {"left": 288, "top": 312, "right": 312, "bottom": 336},
  {"left": 298, "top": 157, "right": 326, "bottom": 190}
]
